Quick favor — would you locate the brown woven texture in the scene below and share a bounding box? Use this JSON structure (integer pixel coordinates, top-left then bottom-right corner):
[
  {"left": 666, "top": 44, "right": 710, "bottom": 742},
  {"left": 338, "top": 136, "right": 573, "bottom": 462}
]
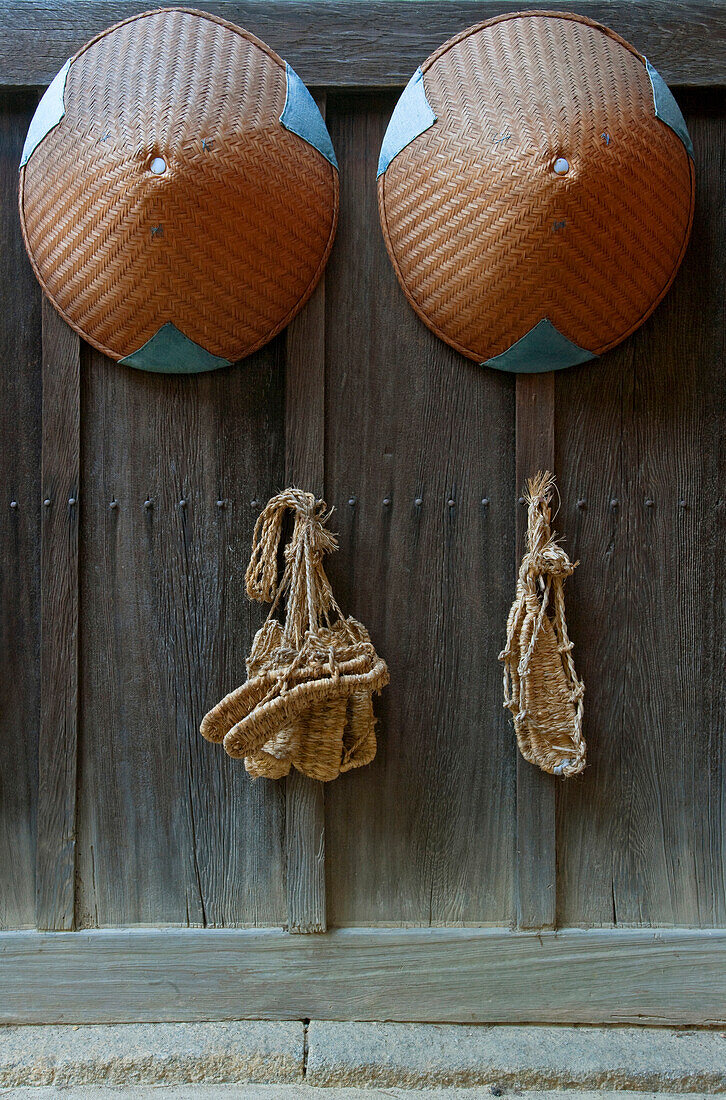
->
[
  {"left": 499, "top": 472, "right": 586, "bottom": 778},
  {"left": 19, "top": 8, "right": 338, "bottom": 363},
  {"left": 200, "top": 489, "right": 389, "bottom": 781},
  {"left": 378, "top": 10, "right": 695, "bottom": 363}
]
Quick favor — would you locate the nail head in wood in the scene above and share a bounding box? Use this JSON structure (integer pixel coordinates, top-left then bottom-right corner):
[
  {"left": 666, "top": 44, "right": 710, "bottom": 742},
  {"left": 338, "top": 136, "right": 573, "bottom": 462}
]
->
[
  {"left": 109, "top": 499, "right": 118, "bottom": 510},
  {"left": 414, "top": 497, "right": 423, "bottom": 507},
  {"left": 348, "top": 497, "right": 356, "bottom": 506},
  {"left": 43, "top": 498, "right": 51, "bottom": 507},
  {"left": 10, "top": 500, "right": 18, "bottom": 509},
  {"left": 68, "top": 497, "right": 76, "bottom": 506},
  {"left": 610, "top": 498, "right": 620, "bottom": 509},
  {"left": 447, "top": 498, "right": 456, "bottom": 507},
  {"left": 216, "top": 499, "right": 226, "bottom": 508},
  {"left": 481, "top": 497, "right": 490, "bottom": 506},
  {"left": 144, "top": 499, "right": 153, "bottom": 510},
  {"left": 645, "top": 498, "right": 654, "bottom": 508},
  {"left": 577, "top": 499, "right": 586, "bottom": 509},
  {"left": 383, "top": 497, "right": 391, "bottom": 506}
]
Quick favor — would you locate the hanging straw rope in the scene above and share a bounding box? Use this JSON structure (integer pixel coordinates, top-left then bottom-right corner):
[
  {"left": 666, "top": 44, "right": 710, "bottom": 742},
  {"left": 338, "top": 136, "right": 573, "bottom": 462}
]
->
[
  {"left": 499, "top": 471, "right": 586, "bottom": 778},
  {"left": 201, "top": 488, "right": 389, "bottom": 781}
]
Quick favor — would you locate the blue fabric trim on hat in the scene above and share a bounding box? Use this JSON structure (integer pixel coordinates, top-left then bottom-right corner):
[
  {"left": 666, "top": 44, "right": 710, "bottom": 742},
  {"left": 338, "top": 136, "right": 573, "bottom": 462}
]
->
[
  {"left": 483, "top": 318, "right": 596, "bottom": 373},
  {"left": 20, "top": 58, "right": 71, "bottom": 168},
  {"left": 645, "top": 58, "right": 694, "bottom": 160},
  {"left": 377, "top": 67, "right": 437, "bottom": 178},
  {"left": 280, "top": 62, "right": 338, "bottom": 169},
  {"left": 119, "top": 323, "right": 232, "bottom": 374}
]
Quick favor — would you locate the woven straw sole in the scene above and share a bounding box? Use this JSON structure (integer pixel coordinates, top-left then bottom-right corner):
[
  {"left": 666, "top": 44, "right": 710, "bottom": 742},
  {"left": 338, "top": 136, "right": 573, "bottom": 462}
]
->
[
  {"left": 19, "top": 8, "right": 338, "bottom": 364},
  {"left": 221, "top": 656, "right": 389, "bottom": 759},
  {"left": 200, "top": 648, "right": 385, "bottom": 744},
  {"left": 378, "top": 10, "right": 695, "bottom": 365},
  {"left": 245, "top": 689, "right": 378, "bottom": 781}
]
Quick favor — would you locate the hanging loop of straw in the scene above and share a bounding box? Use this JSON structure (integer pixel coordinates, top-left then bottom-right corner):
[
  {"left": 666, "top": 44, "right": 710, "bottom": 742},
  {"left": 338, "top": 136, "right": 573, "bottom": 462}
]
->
[
  {"left": 245, "top": 488, "right": 342, "bottom": 646},
  {"left": 499, "top": 471, "right": 586, "bottom": 778}
]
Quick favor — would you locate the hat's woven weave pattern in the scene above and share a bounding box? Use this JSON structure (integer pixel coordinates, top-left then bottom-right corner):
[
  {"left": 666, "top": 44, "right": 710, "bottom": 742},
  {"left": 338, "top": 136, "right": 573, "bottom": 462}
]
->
[
  {"left": 378, "top": 11, "right": 694, "bottom": 363},
  {"left": 19, "top": 8, "right": 338, "bottom": 362}
]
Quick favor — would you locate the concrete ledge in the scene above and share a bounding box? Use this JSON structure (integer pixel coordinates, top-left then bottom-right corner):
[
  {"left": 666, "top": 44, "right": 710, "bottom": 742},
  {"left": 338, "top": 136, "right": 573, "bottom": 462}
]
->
[
  {"left": 306, "top": 1022, "right": 726, "bottom": 1092},
  {"left": 0, "top": 1089, "right": 720, "bottom": 1099},
  {"left": 0, "top": 1022, "right": 303, "bottom": 1088},
  {"left": 2, "top": 1020, "right": 725, "bottom": 1093}
]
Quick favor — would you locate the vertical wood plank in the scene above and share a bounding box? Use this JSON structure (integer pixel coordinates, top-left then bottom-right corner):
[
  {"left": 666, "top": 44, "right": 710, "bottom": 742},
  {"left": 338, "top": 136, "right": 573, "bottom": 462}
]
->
[
  {"left": 555, "top": 100, "right": 726, "bottom": 928},
  {"left": 282, "top": 93, "right": 327, "bottom": 934},
  {"left": 324, "top": 94, "right": 516, "bottom": 927},
  {"left": 515, "top": 373, "right": 557, "bottom": 930},
  {"left": 0, "top": 90, "right": 42, "bottom": 929},
  {"left": 76, "top": 345, "right": 286, "bottom": 928},
  {"left": 37, "top": 300, "right": 80, "bottom": 930}
]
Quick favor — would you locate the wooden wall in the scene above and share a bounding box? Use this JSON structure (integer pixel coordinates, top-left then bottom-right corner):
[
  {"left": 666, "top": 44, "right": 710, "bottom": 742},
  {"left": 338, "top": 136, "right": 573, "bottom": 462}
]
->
[{"left": 0, "top": 4, "right": 724, "bottom": 949}]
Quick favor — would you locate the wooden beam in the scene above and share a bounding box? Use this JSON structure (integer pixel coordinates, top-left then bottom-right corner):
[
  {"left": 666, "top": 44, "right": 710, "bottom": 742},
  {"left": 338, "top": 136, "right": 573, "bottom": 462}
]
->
[
  {"left": 514, "top": 373, "right": 557, "bottom": 930},
  {"left": 1, "top": 926, "right": 725, "bottom": 1025},
  {"left": 0, "top": 2, "right": 722, "bottom": 89},
  {"left": 283, "top": 99, "right": 328, "bottom": 933},
  {"left": 37, "top": 299, "right": 81, "bottom": 931}
]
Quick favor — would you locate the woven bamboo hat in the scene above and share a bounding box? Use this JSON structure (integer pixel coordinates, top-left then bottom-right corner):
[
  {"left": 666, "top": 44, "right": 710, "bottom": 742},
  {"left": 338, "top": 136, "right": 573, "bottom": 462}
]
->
[
  {"left": 377, "top": 10, "right": 695, "bottom": 373},
  {"left": 19, "top": 8, "right": 338, "bottom": 373}
]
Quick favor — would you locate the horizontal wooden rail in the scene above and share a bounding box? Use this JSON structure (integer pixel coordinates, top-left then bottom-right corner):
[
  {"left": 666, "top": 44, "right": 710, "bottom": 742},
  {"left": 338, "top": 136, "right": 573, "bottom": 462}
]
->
[
  {"left": 0, "top": 2, "right": 723, "bottom": 88},
  {"left": 1, "top": 926, "right": 725, "bottom": 1026}
]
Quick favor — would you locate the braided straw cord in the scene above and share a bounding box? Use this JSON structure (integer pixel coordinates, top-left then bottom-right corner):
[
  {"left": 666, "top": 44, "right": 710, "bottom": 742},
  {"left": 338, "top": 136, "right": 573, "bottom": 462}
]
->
[
  {"left": 19, "top": 8, "right": 338, "bottom": 364},
  {"left": 200, "top": 489, "right": 389, "bottom": 781},
  {"left": 378, "top": 10, "right": 695, "bottom": 365},
  {"left": 499, "top": 471, "right": 586, "bottom": 778}
]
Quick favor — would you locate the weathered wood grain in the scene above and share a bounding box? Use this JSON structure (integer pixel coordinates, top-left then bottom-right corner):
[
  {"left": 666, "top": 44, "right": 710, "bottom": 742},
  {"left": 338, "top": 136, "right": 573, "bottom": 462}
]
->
[
  {"left": 285, "top": 271, "right": 326, "bottom": 488},
  {"left": 0, "top": 91, "right": 42, "bottom": 930},
  {"left": 323, "top": 94, "right": 516, "bottom": 926},
  {"left": 284, "top": 138, "right": 328, "bottom": 932},
  {"left": 514, "top": 374, "right": 557, "bottom": 930},
  {"left": 1, "top": 926, "right": 725, "bottom": 1025},
  {"left": 0, "top": 1, "right": 722, "bottom": 88},
  {"left": 284, "top": 770, "right": 326, "bottom": 933},
  {"left": 37, "top": 301, "right": 80, "bottom": 931},
  {"left": 555, "top": 97, "right": 726, "bottom": 927},
  {"left": 0, "top": 8, "right": 724, "bottom": 959},
  {"left": 75, "top": 345, "right": 287, "bottom": 928}
]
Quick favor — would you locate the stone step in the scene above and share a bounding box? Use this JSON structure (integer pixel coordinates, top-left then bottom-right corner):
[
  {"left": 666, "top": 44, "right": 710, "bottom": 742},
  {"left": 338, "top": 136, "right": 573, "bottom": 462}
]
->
[
  {"left": 0, "top": 1088, "right": 720, "bottom": 1099},
  {"left": 0, "top": 1021, "right": 723, "bottom": 1093}
]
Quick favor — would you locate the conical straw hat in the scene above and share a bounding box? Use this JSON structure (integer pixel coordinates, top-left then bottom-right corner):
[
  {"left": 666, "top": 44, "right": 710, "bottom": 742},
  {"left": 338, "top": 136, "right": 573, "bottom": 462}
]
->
[
  {"left": 377, "top": 10, "right": 695, "bottom": 373},
  {"left": 19, "top": 7, "right": 338, "bottom": 373}
]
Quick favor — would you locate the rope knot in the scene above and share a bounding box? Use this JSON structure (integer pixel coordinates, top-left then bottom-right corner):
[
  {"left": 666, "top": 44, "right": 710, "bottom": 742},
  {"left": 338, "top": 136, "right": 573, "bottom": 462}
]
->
[{"left": 525, "top": 544, "right": 576, "bottom": 581}]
